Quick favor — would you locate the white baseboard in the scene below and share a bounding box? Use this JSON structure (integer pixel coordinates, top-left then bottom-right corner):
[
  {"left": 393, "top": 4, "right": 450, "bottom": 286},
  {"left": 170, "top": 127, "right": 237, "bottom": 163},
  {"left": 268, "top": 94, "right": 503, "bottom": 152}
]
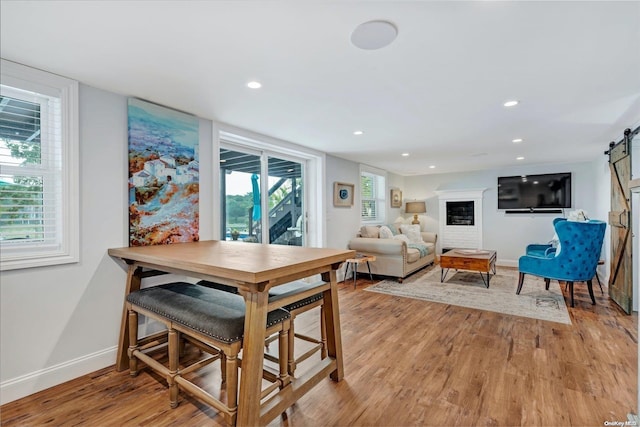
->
[{"left": 0, "top": 346, "right": 117, "bottom": 405}]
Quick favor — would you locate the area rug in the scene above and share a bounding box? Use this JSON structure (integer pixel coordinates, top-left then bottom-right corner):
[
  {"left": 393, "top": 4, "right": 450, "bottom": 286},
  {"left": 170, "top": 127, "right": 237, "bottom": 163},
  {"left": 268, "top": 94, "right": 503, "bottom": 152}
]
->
[{"left": 365, "top": 266, "right": 571, "bottom": 325}]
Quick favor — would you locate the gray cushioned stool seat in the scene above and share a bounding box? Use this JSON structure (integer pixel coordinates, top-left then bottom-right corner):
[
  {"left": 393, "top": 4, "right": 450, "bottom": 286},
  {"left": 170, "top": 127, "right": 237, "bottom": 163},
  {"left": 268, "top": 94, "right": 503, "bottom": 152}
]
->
[
  {"left": 266, "top": 281, "right": 324, "bottom": 311},
  {"left": 197, "top": 280, "right": 323, "bottom": 311},
  {"left": 126, "top": 282, "right": 290, "bottom": 343}
]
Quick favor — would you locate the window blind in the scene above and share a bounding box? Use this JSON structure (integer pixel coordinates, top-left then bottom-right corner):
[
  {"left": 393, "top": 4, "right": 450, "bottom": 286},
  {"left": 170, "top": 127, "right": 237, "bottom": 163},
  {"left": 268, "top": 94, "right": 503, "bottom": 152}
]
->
[{"left": 0, "top": 59, "right": 78, "bottom": 270}]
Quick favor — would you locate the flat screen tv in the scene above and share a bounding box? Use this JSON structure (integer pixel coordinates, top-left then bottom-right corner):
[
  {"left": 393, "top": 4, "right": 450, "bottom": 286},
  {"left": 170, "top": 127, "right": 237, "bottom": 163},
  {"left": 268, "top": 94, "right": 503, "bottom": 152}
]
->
[{"left": 497, "top": 172, "right": 572, "bottom": 210}]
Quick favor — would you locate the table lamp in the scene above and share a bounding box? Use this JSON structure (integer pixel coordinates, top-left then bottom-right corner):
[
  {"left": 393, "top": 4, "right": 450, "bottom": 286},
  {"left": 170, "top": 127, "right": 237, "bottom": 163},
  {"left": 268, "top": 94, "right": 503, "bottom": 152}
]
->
[{"left": 405, "top": 201, "right": 426, "bottom": 225}]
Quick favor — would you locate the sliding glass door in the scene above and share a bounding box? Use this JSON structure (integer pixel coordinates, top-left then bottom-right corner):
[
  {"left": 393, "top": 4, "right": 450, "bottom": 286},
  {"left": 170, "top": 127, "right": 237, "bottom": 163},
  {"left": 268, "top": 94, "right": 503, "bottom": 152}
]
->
[
  {"left": 219, "top": 145, "right": 305, "bottom": 246},
  {"left": 268, "top": 155, "right": 304, "bottom": 246}
]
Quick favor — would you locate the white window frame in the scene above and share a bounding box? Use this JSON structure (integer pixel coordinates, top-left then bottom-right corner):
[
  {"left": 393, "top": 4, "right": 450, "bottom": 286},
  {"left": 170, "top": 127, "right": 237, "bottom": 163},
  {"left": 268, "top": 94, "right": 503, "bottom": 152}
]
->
[
  {"left": 360, "top": 164, "right": 386, "bottom": 224},
  {"left": 0, "top": 60, "right": 79, "bottom": 270}
]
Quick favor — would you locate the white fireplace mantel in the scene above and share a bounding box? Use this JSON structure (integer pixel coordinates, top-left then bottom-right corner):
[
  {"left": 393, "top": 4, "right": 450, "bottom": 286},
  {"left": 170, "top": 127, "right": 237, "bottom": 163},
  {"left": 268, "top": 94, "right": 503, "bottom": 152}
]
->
[{"left": 436, "top": 188, "right": 487, "bottom": 252}]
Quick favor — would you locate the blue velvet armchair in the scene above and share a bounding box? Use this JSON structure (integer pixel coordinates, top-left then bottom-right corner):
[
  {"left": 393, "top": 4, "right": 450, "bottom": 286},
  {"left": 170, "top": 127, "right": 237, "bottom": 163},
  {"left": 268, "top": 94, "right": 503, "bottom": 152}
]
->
[
  {"left": 525, "top": 218, "right": 566, "bottom": 257},
  {"left": 517, "top": 219, "right": 606, "bottom": 307}
]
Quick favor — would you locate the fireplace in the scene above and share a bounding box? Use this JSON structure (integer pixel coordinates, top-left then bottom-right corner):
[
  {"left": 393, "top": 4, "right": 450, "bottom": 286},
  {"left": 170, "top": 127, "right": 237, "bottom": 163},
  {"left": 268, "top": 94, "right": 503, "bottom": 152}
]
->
[
  {"left": 436, "top": 189, "right": 487, "bottom": 251},
  {"left": 446, "top": 201, "right": 474, "bottom": 226}
]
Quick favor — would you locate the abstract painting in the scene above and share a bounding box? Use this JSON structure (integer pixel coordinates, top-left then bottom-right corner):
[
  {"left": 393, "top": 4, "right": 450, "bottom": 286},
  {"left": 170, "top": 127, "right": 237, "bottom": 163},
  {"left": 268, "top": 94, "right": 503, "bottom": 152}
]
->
[{"left": 128, "top": 98, "right": 199, "bottom": 246}]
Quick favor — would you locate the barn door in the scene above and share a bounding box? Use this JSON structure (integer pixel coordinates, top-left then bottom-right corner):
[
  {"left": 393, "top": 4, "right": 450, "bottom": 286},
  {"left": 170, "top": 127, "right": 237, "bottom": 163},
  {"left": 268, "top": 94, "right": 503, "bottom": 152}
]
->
[{"left": 607, "top": 129, "right": 633, "bottom": 314}]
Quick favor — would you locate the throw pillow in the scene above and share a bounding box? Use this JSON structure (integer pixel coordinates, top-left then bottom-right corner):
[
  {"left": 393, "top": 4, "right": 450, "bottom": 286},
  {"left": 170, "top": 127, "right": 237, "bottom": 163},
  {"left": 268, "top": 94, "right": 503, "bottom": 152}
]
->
[
  {"left": 393, "top": 234, "right": 410, "bottom": 244},
  {"left": 549, "top": 232, "right": 562, "bottom": 256},
  {"left": 360, "top": 225, "right": 380, "bottom": 238},
  {"left": 399, "top": 224, "right": 423, "bottom": 244},
  {"left": 385, "top": 223, "right": 399, "bottom": 236},
  {"left": 379, "top": 225, "right": 394, "bottom": 239}
]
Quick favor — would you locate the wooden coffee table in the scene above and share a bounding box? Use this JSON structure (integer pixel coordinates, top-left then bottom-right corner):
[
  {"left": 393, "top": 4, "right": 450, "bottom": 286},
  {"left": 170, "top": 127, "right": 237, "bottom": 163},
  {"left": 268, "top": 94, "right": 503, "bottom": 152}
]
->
[{"left": 440, "top": 249, "right": 497, "bottom": 288}]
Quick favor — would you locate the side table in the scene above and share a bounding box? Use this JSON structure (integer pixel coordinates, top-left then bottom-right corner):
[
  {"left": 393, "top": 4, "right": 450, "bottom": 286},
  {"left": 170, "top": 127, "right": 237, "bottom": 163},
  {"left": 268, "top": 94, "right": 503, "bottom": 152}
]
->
[{"left": 344, "top": 254, "right": 376, "bottom": 289}]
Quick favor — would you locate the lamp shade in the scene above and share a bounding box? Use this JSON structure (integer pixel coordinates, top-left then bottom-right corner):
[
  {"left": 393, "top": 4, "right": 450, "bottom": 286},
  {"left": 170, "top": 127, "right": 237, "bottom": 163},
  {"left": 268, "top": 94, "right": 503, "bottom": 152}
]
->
[{"left": 405, "top": 201, "right": 426, "bottom": 214}]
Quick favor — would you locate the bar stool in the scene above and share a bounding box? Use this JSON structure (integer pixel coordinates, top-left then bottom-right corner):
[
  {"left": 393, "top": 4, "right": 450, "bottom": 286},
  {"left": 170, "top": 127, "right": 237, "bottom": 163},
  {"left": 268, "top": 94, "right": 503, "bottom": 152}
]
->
[
  {"left": 126, "top": 282, "right": 291, "bottom": 426},
  {"left": 198, "top": 279, "right": 328, "bottom": 376}
]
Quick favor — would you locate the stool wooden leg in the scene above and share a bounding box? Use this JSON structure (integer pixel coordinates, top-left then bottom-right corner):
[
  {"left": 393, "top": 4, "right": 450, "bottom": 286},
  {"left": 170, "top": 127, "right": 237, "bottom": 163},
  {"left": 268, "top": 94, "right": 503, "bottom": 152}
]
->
[
  {"left": 320, "top": 305, "right": 327, "bottom": 359},
  {"left": 287, "top": 315, "right": 296, "bottom": 375},
  {"left": 168, "top": 328, "right": 179, "bottom": 408},
  {"left": 127, "top": 309, "right": 138, "bottom": 377},
  {"left": 225, "top": 352, "right": 239, "bottom": 425},
  {"left": 279, "top": 320, "right": 291, "bottom": 387},
  {"left": 220, "top": 352, "right": 227, "bottom": 384},
  {"left": 353, "top": 263, "right": 358, "bottom": 289},
  {"left": 544, "top": 278, "right": 550, "bottom": 290}
]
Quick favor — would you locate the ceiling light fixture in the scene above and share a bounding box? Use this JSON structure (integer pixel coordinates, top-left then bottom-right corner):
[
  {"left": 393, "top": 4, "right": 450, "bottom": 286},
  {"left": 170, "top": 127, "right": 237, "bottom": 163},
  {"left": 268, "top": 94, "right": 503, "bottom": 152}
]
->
[
  {"left": 401, "top": 153, "right": 409, "bottom": 157},
  {"left": 512, "top": 138, "right": 523, "bottom": 143},
  {"left": 353, "top": 130, "right": 364, "bottom": 135},
  {"left": 351, "top": 20, "right": 398, "bottom": 50},
  {"left": 516, "top": 156, "right": 525, "bottom": 160},
  {"left": 247, "top": 81, "right": 262, "bottom": 89},
  {"left": 429, "top": 165, "right": 436, "bottom": 169},
  {"left": 503, "top": 100, "right": 519, "bottom": 107}
]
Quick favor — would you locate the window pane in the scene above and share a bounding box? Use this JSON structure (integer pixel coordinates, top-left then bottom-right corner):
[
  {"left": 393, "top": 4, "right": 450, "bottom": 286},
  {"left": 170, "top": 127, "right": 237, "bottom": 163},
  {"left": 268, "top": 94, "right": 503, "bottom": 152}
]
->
[
  {"left": 0, "top": 174, "right": 44, "bottom": 242},
  {"left": 220, "top": 148, "right": 262, "bottom": 242},
  {"left": 361, "top": 200, "right": 377, "bottom": 219},
  {"left": 0, "top": 96, "right": 42, "bottom": 166}
]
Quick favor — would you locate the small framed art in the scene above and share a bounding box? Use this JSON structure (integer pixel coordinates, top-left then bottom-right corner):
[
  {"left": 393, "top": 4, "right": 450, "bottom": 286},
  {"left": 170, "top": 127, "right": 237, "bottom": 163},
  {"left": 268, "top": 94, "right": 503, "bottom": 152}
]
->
[
  {"left": 333, "top": 182, "right": 355, "bottom": 207},
  {"left": 390, "top": 189, "right": 402, "bottom": 208}
]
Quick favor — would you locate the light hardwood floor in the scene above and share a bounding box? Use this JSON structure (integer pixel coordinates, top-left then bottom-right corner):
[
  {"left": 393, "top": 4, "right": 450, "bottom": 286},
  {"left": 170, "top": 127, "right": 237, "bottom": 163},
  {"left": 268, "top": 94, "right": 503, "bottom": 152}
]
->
[{"left": 1, "top": 267, "right": 637, "bottom": 426}]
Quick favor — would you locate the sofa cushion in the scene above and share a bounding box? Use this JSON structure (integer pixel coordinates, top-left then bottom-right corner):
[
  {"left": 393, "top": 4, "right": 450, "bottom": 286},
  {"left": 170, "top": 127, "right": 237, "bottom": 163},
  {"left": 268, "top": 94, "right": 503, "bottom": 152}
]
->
[
  {"left": 379, "top": 225, "right": 394, "bottom": 239},
  {"left": 406, "top": 248, "right": 421, "bottom": 263},
  {"left": 385, "top": 223, "right": 400, "bottom": 235},
  {"left": 360, "top": 225, "right": 380, "bottom": 238}
]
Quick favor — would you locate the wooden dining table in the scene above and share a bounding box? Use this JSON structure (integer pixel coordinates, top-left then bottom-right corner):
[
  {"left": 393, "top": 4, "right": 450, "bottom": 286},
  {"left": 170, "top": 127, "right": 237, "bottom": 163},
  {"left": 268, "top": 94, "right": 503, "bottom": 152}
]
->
[{"left": 108, "top": 240, "right": 354, "bottom": 426}]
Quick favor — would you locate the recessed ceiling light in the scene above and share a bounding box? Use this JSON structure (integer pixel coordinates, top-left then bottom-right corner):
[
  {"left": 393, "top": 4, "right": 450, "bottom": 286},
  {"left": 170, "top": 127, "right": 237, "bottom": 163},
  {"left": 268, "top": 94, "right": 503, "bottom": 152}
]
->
[
  {"left": 516, "top": 156, "right": 525, "bottom": 160},
  {"left": 503, "top": 100, "right": 519, "bottom": 107},
  {"left": 353, "top": 130, "right": 364, "bottom": 135},
  {"left": 401, "top": 153, "right": 409, "bottom": 157},
  {"left": 247, "top": 81, "right": 262, "bottom": 89},
  {"left": 429, "top": 165, "right": 436, "bottom": 169},
  {"left": 512, "top": 138, "right": 523, "bottom": 143},
  {"left": 351, "top": 20, "right": 398, "bottom": 50}
]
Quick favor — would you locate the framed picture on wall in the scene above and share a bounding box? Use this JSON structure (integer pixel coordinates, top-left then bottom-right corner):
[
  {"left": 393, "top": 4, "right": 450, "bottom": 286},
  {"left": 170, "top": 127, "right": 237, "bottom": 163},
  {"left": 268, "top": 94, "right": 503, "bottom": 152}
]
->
[
  {"left": 333, "top": 182, "right": 355, "bottom": 207},
  {"left": 390, "top": 189, "right": 402, "bottom": 208}
]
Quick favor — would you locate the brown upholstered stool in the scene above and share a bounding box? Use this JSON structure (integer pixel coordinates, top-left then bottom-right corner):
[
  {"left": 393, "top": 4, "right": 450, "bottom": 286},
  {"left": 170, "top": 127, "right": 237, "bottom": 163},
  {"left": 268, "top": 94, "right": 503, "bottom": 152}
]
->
[
  {"left": 126, "top": 282, "right": 291, "bottom": 426},
  {"left": 198, "top": 279, "right": 328, "bottom": 376}
]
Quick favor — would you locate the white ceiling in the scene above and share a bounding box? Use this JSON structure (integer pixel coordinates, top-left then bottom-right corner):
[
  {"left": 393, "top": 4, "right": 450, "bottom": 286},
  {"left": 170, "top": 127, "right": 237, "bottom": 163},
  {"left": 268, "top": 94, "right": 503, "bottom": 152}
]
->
[{"left": 2, "top": 1, "right": 639, "bottom": 176}]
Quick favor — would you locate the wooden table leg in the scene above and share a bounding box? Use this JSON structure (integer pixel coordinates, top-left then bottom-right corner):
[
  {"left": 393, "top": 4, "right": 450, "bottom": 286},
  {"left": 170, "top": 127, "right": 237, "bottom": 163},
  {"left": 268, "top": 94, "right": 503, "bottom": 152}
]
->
[
  {"left": 321, "top": 267, "right": 344, "bottom": 381},
  {"left": 116, "top": 263, "right": 142, "bottom": 372},
  {"left": 236, "top": 288, "right": 269, "bottom": 426}
]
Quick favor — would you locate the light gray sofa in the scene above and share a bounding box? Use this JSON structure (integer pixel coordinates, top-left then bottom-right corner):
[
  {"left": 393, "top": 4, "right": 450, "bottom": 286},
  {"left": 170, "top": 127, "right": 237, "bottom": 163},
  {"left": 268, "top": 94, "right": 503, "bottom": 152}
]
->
[{"left": 348, "top": 225, "right": 437, "bottom": 282}]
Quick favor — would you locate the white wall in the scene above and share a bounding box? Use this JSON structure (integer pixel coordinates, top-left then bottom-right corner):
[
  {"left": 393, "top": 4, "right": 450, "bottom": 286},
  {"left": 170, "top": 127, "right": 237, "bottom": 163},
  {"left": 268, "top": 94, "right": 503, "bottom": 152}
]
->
[
  {"left": 325, "top": 155, "right": 361, "bottom": 252},
  {"left": 403, "top": 160, "right": 609, "bottom": 267},
  {"left": 1, "top": 85, "right": 129, "bottom": 403},
  {"left": 0, "top": 85, "right": 216, "bottom": 404}
]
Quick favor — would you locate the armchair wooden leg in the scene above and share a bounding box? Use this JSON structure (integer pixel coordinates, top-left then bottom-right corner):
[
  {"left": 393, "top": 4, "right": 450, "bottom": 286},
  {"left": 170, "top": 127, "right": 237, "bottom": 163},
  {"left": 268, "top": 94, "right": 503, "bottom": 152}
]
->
[
  {"left": 544, "top": 278, "right": 550, "bottom": 290},
  {"left": 569, "top": 281, "right": 575, "bottom": 307},
  {"left": 516, "top": 272, "right": 525, "bottom": 294},
  {"left": 586, "top": 279, "right": 596, "bottom": 305}
]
